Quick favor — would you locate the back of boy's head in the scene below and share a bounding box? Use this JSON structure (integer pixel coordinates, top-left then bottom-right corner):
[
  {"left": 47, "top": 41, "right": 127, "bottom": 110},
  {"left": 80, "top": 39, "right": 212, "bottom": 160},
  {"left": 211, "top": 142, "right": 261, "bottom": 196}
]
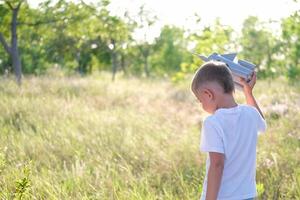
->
[{"left": 191, "top": 61, "right": 234, "bottom": 95}]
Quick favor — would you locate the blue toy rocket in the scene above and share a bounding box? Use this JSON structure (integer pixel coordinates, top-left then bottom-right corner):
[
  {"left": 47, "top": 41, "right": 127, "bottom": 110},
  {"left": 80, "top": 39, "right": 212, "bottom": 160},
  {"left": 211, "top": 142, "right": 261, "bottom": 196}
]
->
[{"left": 193, "top": 52, "right": 256, "bottom": 90}]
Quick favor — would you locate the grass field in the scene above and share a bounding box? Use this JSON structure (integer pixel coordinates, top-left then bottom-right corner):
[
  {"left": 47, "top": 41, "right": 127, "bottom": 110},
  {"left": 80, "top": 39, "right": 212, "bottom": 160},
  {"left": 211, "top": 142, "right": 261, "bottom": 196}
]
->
[{"left": 0, "top": 74, "right": 299, "bottom": 199}]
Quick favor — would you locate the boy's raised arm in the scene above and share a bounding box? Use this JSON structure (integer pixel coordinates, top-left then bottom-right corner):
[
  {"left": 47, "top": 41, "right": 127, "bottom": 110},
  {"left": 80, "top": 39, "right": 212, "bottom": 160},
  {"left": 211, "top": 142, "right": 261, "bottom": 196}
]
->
[{"left": 239, "top": 72, "right": 265, "bottom": 119}]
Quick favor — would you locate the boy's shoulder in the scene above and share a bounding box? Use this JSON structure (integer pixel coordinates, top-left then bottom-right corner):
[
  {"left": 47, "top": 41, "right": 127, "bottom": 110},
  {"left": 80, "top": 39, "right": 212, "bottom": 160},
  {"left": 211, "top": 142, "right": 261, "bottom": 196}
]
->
[
  {"left": 215, "top": 104, "right": 257, "bottom": 114},
  {"left": 238, "top": 104, "right": 256, "bottom": 112},
  {"left": 209, "top": 104, "right": 258, "bottom": 121},
  {"left": 239, "top": 104, "right": 262, "bottom": 115},
  {"left": 203, "top": 104, "right": 259, "bottom": 129},
  {"left": 202, "top": 114, "right": 221, "bottom": 130}
]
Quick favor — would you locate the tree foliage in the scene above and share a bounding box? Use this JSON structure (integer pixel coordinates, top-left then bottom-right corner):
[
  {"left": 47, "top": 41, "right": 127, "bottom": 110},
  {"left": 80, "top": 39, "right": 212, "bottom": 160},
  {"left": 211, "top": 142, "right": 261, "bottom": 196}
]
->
[{"left": 0, "top": 0, "right": 299, "bottom": 82}]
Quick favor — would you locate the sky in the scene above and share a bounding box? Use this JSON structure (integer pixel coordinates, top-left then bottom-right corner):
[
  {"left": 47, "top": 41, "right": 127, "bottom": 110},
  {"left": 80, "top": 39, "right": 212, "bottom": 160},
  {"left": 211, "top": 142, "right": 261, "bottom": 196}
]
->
[{"left": 28, "top": 0, "right": 300, "bottom": 41}]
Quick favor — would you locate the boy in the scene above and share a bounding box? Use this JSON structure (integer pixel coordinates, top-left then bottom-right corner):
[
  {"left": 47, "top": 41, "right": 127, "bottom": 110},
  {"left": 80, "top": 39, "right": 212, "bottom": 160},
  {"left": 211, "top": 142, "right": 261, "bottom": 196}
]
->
[{"left": 191, "top": 61, "right": 267, "bottom": 200}]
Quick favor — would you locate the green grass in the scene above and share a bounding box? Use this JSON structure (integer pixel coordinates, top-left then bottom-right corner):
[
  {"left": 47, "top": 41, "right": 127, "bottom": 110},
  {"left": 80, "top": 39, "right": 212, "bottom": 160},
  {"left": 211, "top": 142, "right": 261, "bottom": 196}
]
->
[{"left": 0, "top": 74, "right": 299, "bottom": 199}]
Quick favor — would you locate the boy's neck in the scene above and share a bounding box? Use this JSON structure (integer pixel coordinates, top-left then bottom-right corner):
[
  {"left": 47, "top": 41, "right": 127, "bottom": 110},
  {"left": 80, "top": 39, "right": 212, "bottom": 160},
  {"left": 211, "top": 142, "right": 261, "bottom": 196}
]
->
[{"left": 216, "top": 93, "right": 237, "bottom": 110}]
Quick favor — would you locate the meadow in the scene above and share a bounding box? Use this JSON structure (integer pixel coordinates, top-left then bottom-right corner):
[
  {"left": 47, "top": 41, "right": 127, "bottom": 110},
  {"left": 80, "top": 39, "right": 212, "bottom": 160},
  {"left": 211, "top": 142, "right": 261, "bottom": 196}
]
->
[{"left": 0, "top": 74, "right": 299, "bottom": 199}]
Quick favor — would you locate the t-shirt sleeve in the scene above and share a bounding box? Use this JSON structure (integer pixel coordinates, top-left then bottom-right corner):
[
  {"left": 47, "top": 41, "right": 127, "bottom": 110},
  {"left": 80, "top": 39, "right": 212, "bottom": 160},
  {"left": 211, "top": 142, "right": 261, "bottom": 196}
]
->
[
  {"left": 252, "top": 107, "right": 267, "bottom": 134},
  {"left": 199, "top": 118, "right": 225, "bottom": 154}
]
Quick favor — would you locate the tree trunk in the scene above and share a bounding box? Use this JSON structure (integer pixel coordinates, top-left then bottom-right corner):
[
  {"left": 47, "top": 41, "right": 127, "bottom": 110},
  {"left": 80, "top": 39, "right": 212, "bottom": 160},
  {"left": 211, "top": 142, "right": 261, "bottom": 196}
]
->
[
  {"left": 120, "top": 53, "right": 126, "bottom": 75},
  {"left": 11, "top": 6, "right": 22, "bottom": 85},
  {"left": 76, "top": 51, "right": 84, "bottom": 75},
  {"left": 144, "top": 55, "right": 149, "bottom": 77},
  {"left": 0, "top": 1, "right": 23, "bottom": 85},
  {"left": 111, "top": 39, "right": 118, "bottom": 81},
  {"left": 111, "top": 50, "right": 118, "bottom": 81},
  {"left": 139, "top": 45, "right": 150, "bottom": 77}
]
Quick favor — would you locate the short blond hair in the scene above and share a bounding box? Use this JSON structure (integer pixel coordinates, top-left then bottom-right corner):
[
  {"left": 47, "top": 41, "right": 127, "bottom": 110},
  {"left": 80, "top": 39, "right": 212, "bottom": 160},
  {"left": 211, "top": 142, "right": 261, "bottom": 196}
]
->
[{"left": 191, "top": 61, "right": 234, "bottom": 95}]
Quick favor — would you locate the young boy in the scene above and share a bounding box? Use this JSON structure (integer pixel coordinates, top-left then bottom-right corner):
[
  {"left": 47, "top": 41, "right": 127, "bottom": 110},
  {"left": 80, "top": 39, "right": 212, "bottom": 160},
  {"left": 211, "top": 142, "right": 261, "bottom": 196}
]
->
[{"left": 191, "top": 61, "right": 267, "bottom": 200}]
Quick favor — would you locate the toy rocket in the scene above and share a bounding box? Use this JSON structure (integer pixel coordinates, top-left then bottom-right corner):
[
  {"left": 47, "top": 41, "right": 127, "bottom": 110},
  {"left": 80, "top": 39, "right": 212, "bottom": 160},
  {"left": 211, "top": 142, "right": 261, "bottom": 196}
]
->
[{"left": 194, "top": 52, "right": 256, "bottom": 90}]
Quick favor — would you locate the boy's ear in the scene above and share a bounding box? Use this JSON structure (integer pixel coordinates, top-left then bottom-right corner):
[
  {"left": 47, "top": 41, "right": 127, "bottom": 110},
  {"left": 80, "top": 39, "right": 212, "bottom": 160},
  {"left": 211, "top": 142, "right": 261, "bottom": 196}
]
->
[{"left": 203, "top": 88, "right": 214, "bottom": 99}]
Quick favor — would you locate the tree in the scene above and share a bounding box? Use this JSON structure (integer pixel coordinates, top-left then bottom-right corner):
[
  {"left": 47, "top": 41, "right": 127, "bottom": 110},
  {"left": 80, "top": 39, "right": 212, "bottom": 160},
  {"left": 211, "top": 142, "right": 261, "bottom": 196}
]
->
[
  {"left": 132, "top": 5, "right": 157, "bottom": 77},
  {"left": 151, "top": 25, "right": 190, "bottom": 75},
  {"left": 82, "top": 0, "right": 131, "bottom": 80},
  {"left": 189, "top": 19, "right": 234, "bottom": 72},
  {"left": 0, "top": 0, "right": 24, "bottom": 85},
  {"left": 281, "top": 12, "right": 300, "bottom": 80},
  {"left": 240, "top": 16, "right": 280, "bottom": 77},
  {"left": 40, "top": 0, "right": 95, "bottom": 74}
]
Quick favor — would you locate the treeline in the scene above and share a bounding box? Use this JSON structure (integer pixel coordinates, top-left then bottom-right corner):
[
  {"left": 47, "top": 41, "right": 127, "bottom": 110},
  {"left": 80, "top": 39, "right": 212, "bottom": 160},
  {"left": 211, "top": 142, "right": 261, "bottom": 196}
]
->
[{"left": 0, "top": 0, "right": 299, "bottom": 83}]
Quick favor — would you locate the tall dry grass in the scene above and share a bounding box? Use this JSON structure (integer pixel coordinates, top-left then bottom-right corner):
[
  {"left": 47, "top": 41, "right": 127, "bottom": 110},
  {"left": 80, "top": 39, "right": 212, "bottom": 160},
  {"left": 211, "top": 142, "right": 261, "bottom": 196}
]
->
[{"left": 0, "top": 74, "right": 299, "bottom": 199}]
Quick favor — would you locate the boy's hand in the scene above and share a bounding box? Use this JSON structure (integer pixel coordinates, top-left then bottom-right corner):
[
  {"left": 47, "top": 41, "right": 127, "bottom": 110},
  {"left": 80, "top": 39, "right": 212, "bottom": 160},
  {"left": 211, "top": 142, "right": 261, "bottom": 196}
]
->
[
  {"left": 238, "top": 71, "right": 265, "bottom": 119},
  {"left": 239, "top": 71, "right": 256, "bottom": 95}
]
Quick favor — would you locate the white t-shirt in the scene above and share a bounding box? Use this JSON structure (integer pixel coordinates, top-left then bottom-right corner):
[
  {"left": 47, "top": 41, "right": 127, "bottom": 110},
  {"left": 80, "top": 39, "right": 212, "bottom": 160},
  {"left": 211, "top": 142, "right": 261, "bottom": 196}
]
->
[{"left": 199, "top": 104, "right": 267, "bottom": 200}]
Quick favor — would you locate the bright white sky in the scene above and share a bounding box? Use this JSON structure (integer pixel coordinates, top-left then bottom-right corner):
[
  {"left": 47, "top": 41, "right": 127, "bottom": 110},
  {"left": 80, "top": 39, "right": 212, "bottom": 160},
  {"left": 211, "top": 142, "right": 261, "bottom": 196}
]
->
[{"left": 29, "top": 0, "right": 300, "bottom": 42}]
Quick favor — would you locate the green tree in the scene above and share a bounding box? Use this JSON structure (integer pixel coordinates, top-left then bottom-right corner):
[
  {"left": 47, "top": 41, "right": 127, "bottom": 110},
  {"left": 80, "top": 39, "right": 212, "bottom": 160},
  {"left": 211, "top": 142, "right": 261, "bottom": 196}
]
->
[
  {"left": 240, "top": 16, "right": 280, "bottom": 77},
  {"left": 0, "top": 0, "right": 25, "bottom": 85},
  {"left": 83, "top": 0, "right": 131, "bottom": 80},
  {"left": 0, "top": 3, "right": 10, "bottom": 74},
  {"left": 189, "top": 19, "right": 234, "bottom": 72},
  {"left": 281, "top": 12, "right": 300, "bottom": 80},
  {"left": 40, "top": 0, "right": 95, "bottom": 74},
  {"left": 131, "top": 5, "right": 158, "bottom": 77},
  {"left": 151, "top": 25, "right": 190, "bottom": 75}
]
